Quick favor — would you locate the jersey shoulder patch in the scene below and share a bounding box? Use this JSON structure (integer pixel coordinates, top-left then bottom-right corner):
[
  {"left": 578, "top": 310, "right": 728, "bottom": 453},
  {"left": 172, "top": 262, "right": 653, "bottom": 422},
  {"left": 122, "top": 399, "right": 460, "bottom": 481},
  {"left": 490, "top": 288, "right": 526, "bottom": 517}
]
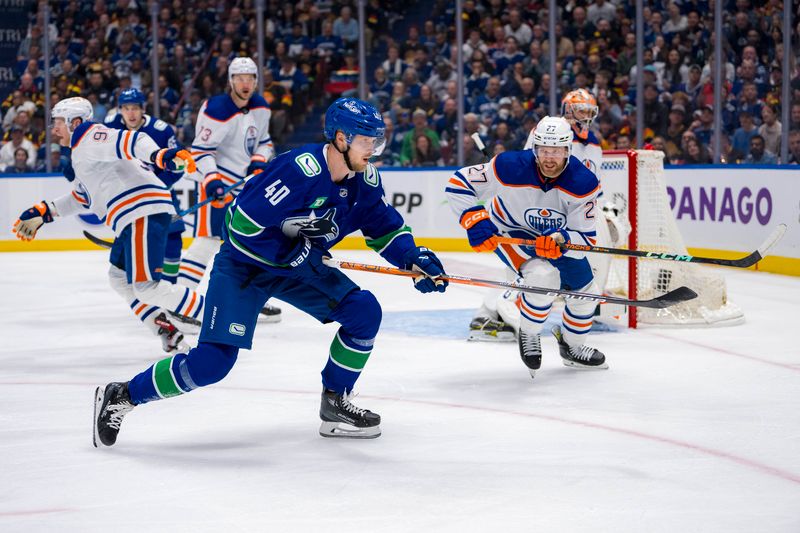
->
[
  {"left": 493, "top": 149, "right": 535, "bottom": 185},
  {"left": 204, "top": 94, "right": 240, "bottom": 122},
  {"left": 151, "top": 118, "right": 168, "bottom": 131},
  {"left": 362, "top": 163, "right": 380, "bottom": 187}
]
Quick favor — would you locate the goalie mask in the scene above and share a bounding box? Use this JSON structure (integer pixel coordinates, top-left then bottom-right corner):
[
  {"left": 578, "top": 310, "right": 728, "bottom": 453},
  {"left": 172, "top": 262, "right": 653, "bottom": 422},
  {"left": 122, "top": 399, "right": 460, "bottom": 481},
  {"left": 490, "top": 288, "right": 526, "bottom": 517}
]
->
[{"left": 561, "top": 88, "right": 598, "bottom": 140}]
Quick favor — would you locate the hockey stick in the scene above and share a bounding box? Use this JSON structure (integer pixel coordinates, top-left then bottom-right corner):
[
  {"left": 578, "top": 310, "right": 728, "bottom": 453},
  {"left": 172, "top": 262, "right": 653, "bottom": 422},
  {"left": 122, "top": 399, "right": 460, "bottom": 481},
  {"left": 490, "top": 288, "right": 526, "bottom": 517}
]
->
[
  {"left": 172, "top": 177, "right": 247, "bottom": 221},
  {"left": 471, "top": 132, "right": 492, "bottom": 159},
  {"left": 495, "top": 223, "right": 787, "bottom": 269},
  {"left": 83, "top": 230, "right": 113, "bottom": 249},
  {"left": 323, "top": 258, "right": 697, "bottom": 309}
]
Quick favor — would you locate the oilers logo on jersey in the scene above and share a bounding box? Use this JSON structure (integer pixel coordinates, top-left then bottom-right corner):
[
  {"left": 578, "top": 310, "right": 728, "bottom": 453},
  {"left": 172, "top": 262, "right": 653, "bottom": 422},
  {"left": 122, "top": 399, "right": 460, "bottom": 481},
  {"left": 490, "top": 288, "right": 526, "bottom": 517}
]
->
[
  {"left": 280, "top": 209, "right": 340, "bottom": 242},
  {"left": 524, "top": 207, "right": 567, "bottom": 234},
  {"left": 244, "top": 125, "right": 258, "bottom": 156}
]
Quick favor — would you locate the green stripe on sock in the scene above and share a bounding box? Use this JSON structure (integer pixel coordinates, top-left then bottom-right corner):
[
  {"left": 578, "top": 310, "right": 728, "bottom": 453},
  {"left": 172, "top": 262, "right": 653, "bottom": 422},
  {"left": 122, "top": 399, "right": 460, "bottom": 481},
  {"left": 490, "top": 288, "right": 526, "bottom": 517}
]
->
[
  {"left": 330, "top": 334, "right": 371, "bottom": 371},
  {"left": 162, "top": 262, "right": 180, "bottom": 275},
  {"left": 153, "top": 356, "right": 183, "bottom": 398}
]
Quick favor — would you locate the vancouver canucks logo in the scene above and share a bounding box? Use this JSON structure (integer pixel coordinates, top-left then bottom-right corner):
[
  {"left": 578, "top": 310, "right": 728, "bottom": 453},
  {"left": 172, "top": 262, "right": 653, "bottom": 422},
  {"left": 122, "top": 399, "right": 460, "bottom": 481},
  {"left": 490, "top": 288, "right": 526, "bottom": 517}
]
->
[
  {"left": 280, "top": 209, "right": 339, "bottom": 242},
  {"left": 524, "top": 207, "right": 567, "bottom": 234}
]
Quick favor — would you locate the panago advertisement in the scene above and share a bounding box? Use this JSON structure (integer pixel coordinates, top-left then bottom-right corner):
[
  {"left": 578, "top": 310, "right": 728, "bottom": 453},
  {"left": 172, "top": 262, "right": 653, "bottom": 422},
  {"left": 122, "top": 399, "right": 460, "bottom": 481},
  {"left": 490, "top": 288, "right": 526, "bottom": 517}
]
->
[{"left": 1, "top": 165, "right": 798, "bottom": 275}]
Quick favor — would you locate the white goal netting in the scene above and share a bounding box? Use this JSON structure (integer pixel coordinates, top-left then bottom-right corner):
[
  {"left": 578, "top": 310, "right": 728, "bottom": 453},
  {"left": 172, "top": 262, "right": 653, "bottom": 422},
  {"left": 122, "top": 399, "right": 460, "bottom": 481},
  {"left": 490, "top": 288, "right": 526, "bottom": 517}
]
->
[{"left": 599, "top": 150, "right": 744, "bottom": 328}]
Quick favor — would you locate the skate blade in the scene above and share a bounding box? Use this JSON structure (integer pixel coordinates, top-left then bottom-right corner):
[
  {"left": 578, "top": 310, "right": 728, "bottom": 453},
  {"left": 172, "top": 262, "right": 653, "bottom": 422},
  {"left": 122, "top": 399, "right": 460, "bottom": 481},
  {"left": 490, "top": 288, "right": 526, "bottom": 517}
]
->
[
  {"left": 257, "top": 313, "right": 282, "bottom": 324},
  {"left": 561, "top": 359, "right": 609, "bottom": 370},
  {"left": 319, "top": 421, "right": 381, "bottom": 439},
  {"left": 527, "top": 368, "right": 537, "bottom": 379},
  {"left": 92, "top": 386, "right": 104, "bottom": 448},
  {"left": 467, "top": 330, "right": 516, "bottom": 343}
]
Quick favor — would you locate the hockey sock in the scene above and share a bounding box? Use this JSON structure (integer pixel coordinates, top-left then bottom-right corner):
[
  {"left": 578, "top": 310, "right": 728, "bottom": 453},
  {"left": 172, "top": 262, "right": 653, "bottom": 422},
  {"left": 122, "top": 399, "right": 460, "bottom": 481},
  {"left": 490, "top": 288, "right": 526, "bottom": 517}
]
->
[
  {"left": 161, "top": 257, "right": 180, "bottom": 284},
  {"left": 133, "top": 281, "right": 205, "bottom": 321},
  {"left": 519, "top": 293, "right": 551, "bottom": 333},
  {"left": 177, "top": 258, "right": 206, "bottom": 288},
  {"left": 561, "top": 305, "right": 595, "bottom": 346},
  {"left": 130, "top": 299, "right": 162, "bottom": 332},
  {"left": 321, "top": 329, "right": 374, "bottom": 394},
  {"left": 128, "top": 342, "right": 239, "bottom": 404}
]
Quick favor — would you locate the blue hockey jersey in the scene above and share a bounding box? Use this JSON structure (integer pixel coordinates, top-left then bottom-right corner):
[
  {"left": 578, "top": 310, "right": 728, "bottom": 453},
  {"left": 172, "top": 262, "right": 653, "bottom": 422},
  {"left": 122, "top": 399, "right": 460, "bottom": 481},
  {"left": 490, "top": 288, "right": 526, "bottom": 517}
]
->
[
  {"left": 104, "top": 113, "right": 182, "bottom": 188},
  {"left": 223, "top": 143, "right": 416, "bottom": 272}
]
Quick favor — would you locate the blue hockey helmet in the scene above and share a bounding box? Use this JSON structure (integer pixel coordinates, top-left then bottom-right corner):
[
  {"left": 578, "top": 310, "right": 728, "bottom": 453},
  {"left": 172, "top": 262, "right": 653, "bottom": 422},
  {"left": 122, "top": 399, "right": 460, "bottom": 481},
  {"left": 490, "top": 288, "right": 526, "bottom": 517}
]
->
[
  {"left": 324, "top": 97, "right": 386, "bottom": 156},
  {"left": 118, "top": 88, "right": 146, "bottom": 107}
]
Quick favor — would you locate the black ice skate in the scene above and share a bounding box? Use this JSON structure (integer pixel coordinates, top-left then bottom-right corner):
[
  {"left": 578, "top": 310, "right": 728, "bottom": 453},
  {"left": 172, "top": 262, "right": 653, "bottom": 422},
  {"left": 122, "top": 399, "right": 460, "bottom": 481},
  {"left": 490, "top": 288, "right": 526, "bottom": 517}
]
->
[
  {"left": 258, "top": 302, "right": 282, "bottom": 323},
  {"left": 167, "top": 310, "right": 201, "bottom": 335},
  {"left": 319, "top": 389, "right": 381, "bottom": 439},
  {"left": 93, "top": 382, "right": 134, "bottom": 447},
  {"left": 552, "top": 325, "right": 608, "bottom": 370},
  {"left": 468, "top": 315, "right": 515, "bottom": 342},
  {"left": 518, "top": 328, "right": 542, "bottom": 379},
  {"left": 154, "top": 312, "right": 189, "bottom": 353}
]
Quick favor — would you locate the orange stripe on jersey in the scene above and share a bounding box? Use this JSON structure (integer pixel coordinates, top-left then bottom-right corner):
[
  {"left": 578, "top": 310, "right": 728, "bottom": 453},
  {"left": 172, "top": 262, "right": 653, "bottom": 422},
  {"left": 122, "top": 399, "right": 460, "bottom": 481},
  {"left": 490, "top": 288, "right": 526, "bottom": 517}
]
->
[
  {"left": 492, "top": 197, "right": 507, "bottom": 222},
  {"left": 106, "top": 191, "right": 172, "bottom": 226},
  {"left": 563, "top": 314, "right": 592, "bottom": 329},
  {"left": 553, "top": 183, "right": 600, "bottom": 199},
  {"left": 122, "top": 131, "right": 133, "bottom": 159},
  {"left": 448, "top": 177, "right": 469, "bottom": 189},
  {"left": 71, "top": 190, "right": 88, "bottom": 205},
  {"left": 498, "top": 243, "right": 527, "bottom": 270},
  {"left": 134, "top": 218, "right": 148, "bottom": 282}
]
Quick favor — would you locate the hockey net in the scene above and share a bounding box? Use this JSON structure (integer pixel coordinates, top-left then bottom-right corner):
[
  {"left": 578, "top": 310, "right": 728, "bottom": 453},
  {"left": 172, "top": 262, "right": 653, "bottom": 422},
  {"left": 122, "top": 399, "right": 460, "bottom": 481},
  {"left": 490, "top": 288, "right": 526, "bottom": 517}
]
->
[{"left": 598, "top": 150, "right": 744, "bottom": 328}]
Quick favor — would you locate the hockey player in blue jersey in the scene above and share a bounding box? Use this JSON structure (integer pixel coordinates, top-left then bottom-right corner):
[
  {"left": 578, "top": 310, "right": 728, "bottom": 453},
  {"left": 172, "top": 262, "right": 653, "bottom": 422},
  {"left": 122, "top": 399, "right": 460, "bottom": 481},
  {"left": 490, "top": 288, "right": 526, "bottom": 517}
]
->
[
  {"left": 447, "top": 116, "right": 608, "bottom": 379},
  {"left": 93, "top": 97, "right": 449, "bottom": 446},
  {"left": 105, "top": 88, "right": 185, "bottom": 285}
]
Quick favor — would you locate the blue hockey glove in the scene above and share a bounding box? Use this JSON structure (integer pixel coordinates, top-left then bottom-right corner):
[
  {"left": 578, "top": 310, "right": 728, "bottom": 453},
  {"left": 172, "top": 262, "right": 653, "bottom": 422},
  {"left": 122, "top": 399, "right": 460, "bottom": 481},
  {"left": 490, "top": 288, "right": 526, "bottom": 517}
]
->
[
  {"left": 403, "top": 246, "right": 448, "bottom": 293},
  {"left": 283, "top": 237, "right": 331, "bottom": 280},
  {"left": 460, "top": 208, "right": 499, "bottom": 252},
  {"left": 12, "top": 201, "right": 55, "bottom": 241},
  {"left": 202, "top": 173, "right": 234, "bottom": 208},
  {"left": 246, "top": 156, "right": 270, "bottom": 176}
]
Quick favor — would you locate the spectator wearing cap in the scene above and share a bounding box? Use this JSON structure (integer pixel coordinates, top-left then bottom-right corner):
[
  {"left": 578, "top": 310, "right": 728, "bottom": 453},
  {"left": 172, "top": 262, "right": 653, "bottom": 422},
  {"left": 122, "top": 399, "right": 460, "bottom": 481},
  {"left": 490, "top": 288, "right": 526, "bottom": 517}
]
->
[
  {"left": 758, "top": 104, "right": 782, "bottom": 156},
  {"left": 745, "top": 134, "right": 777, "bottom": 164},
  {"left": 426, "top": 60, "right": 457, "bottom": 102},
  {"left": 400, "top": 108, "right": 440, "bottom": 166},
  {"left": 664, "top": 104, "right": 688, "bottom": 158},
  {"left": 691, "top": 105, "right": 715, "bottom": 146}
]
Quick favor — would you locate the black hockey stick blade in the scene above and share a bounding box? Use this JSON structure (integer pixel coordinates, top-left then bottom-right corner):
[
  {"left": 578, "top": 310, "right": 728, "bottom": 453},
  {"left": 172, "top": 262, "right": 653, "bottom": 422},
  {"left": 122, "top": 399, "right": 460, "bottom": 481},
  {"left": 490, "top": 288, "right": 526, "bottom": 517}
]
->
[
  {"left": 83, "top": 230, "right": 113, "bottom": 249},
  {"left": 644, "top": 286, "right": 699, "bottom": 308}
]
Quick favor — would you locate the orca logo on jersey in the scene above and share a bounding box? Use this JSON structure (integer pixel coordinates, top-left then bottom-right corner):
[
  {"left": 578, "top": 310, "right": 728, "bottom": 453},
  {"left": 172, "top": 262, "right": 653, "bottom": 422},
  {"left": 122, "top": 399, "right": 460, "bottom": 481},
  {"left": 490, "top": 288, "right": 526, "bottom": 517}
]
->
[
  {"left": 280, "top": 208, "right": 340, "bottom": 242},
  {"left": 244, "top": 125, "right": 258, "bottom": 155},
  {"left": 524, "top": 207, "right": 567, "bottom": 234}
]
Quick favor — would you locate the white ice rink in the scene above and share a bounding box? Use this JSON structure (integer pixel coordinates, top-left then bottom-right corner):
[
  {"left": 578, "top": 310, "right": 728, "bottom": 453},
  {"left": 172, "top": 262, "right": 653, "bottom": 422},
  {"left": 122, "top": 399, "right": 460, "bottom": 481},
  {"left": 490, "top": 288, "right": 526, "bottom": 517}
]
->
[{"left": 1, "top": 250, "right": 798, "bottom": 532}]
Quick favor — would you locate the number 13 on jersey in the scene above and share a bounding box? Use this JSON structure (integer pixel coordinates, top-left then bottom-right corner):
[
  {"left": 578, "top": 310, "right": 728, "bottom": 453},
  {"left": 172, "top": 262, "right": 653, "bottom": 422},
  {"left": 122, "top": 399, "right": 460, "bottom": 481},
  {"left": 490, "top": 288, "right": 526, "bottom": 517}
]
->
[{"left": 264, "top": 179, "right": 290, "bottom": 205}]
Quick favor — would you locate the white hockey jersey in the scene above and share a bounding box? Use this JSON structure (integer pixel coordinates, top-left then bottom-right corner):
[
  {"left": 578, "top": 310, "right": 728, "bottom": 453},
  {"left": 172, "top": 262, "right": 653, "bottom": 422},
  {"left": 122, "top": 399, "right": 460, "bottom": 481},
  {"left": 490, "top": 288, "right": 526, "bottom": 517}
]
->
[
  {"left": 50, "top": 122, "right": 175, "bottom": 235},
  {"left": 446, "top": 150, "right": 600, "bottom": 271},
  {"left": 190, "top": 93, "right": 273, "bottom": 187}
]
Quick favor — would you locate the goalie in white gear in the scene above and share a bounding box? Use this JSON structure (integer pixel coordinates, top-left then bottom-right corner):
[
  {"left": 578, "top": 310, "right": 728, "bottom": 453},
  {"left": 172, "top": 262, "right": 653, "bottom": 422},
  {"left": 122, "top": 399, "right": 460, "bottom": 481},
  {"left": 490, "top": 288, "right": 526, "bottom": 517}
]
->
[
  {"left": 446, "top": 116, "right": 608, "bottom": 379},
  {"left": 181, "top": 56, "right": 281, "bottom": 322}
]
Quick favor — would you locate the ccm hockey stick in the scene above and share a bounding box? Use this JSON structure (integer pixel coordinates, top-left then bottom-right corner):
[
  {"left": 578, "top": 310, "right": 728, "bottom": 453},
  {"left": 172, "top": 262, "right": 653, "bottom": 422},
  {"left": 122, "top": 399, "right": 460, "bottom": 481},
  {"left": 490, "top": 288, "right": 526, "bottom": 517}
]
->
[
  {"left": 324, "top": 258, "right": 697, "bottom": 309},
  {"left": 471, "top": 133, "right": 787, "bottom": 268},
  {"left": 497, "top": 224, "right": 787, "bottom": 269}
]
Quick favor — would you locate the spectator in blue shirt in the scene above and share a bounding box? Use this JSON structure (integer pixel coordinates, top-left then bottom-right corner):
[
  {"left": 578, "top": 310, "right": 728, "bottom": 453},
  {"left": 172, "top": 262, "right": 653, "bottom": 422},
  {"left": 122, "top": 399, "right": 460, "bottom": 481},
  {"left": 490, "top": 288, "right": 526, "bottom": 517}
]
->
[{"left": 333, "top": 6, "right": 359, "bottom": 49}]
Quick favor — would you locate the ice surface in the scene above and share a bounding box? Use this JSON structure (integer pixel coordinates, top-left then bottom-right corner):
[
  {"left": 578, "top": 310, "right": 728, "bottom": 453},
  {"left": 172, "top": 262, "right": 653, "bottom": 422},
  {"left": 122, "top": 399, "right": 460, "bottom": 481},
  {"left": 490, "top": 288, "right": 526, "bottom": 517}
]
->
[{"left": 0, "top": 250, "right": 798, "bottom": 532}]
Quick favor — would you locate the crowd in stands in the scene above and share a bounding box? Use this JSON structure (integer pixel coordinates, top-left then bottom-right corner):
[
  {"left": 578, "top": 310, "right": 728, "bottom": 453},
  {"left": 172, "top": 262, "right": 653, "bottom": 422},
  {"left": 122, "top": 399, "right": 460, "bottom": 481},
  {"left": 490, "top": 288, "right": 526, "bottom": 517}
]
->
[
  {"left": 1, "top": 0, "right": 409, "bottom": 172},
  {"left": 367, "top": 0, "right": 800, "bottom": 167},
  {"left": 2, "top": 0, "right": 800, "bottom": 173}
]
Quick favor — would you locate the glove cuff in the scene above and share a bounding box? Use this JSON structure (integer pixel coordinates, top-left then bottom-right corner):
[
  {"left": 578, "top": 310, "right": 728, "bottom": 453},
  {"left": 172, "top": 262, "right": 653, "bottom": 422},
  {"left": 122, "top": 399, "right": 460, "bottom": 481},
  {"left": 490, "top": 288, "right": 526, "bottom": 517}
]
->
[{"left": 459, "top": 208, "right": 490, "bottom": 230}]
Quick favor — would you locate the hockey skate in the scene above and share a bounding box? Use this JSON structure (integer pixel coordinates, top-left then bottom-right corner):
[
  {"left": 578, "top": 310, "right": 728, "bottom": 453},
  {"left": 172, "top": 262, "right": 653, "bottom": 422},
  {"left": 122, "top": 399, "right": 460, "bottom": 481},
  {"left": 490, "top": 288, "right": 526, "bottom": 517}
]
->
[
  {"left": 468, "top": 315, "right": 515, "bottom": 342},
  {"left": 167, "top": 310, "right": 201, "bottom": 335},
  {"left": 517, "top": 328, "right": 542, "bottom": 379},
  {"left": 319, "top": 389, "right": 381, "bottom": 439},
  {"left": 552, "top": 325, "right": 608, "bottom": 370},
  {"left": 154, "top": 312, "right": 190, "bottom": 353},
  {"left": 258, "top": 302, "right": 282, "bottom": 323},
  {"left": 93, "top": 382, "right": 134, "bottom": 447}
]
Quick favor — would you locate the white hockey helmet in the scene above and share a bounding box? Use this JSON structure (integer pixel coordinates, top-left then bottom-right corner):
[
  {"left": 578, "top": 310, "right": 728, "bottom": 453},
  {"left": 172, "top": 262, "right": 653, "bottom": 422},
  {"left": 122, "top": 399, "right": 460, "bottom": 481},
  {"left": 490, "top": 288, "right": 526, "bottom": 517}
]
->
[
  {"left": 228, "top": 57, "right": 258, "bottom": 84},
  {"left": 531, "top": 116, "right": 573, "bottom": 158},
  {"left": 51, "top": 97, "right": 93, "bottom": 131}
]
